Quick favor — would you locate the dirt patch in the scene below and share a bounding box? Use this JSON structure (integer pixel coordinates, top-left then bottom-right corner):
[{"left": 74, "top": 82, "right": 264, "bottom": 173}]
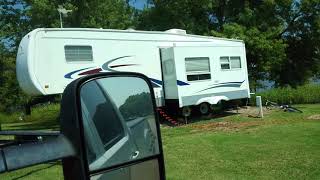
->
[
  {"left": 226, "top": 106, "right": 272, "bottom": 118},
  {"left": 307, "top": 114, "right": 320, "bottom": 120},
  {"left": 191, "top": 120, "right": 262, "bottom": 132}
]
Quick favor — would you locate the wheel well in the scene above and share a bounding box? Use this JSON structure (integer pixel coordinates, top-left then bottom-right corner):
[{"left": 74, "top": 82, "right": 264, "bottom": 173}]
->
[{"left": 196, "top": 96, "right": 229, "bottom": 105}]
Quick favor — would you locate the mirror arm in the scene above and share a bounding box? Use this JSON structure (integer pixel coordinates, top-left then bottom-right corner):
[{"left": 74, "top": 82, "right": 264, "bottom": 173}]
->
[{"left": 0, "top": 135, "right": 75, "bottom": 172}]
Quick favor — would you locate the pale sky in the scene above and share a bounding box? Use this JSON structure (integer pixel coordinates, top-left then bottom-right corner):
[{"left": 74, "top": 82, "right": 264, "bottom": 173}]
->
[
  {"left": 129, "top": 0, "right": 148, "bottom": 10},
  {"left": 97, "top": 77, "right": 151, "bottom": 107}
]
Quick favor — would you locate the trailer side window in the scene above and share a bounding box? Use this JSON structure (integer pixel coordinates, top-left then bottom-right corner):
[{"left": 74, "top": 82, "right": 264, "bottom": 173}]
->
[
  {"left": 220, "top": 56, "right": 241, "bottom": 70},
  {"left": 220, "top": 56, "right": 230, "bottom": 69},
  {"left": 65, "top": 45, "right": 93, "bottom": 62},
  {"left": 185, "top": 57, "right": 211, "bottom": 81},
  {"left": 230, "top": 56, "right": 241, "bottom": 68}
]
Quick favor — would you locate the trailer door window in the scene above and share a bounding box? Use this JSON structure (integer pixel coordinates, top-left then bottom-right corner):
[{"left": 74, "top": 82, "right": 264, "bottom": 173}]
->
[
  {"left": 185, "top": 57, "right": 211, "bottom": 81},
  {"left": 65, "top": 45, "right": 93, "bottom": 62},
  {"left": 164, "top": 60, "right": 174, "bottom": 75}
]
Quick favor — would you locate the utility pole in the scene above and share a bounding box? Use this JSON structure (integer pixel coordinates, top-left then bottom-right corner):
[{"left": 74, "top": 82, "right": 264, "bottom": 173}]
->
[{"left": 57, "top": 5, "right": 72, "bottom": 28}]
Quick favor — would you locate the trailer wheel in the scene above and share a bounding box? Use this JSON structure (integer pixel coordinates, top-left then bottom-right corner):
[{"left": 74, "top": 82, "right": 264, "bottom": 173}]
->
[
  {"left": 181, "top": 106, "right": 192, "bottom": 117},
  {"left": 199, "top": 103, "right": 210, "bottom": 115}
]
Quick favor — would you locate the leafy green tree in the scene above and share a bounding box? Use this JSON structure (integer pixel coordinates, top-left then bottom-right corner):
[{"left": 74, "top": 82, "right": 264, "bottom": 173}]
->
[
  {"left": 212, "top": 23, "right": 286, "bottom": 91},
  {"left": 0, "top": 1, "right": 30, "bottom": 112},
  {"left": 0, "top": 44, "right": 29, "bottom": 112},
  {"left": 275, "top": 0, "right": 320, "bottom": 87},
  {"left": 119, "top": 92, "right": 153, "bottom": 121},
  {"left": 23, "top": 0, "right": 135, "bottom": 28},
  {"left": 1, "top": 0, "right": 30, "bottom": 50},
  {"left": 137, "top": 0, "right": 213, "bottom": 34},
  {"left": 72, "top": 0, "right": 135, "bottom": 29}
]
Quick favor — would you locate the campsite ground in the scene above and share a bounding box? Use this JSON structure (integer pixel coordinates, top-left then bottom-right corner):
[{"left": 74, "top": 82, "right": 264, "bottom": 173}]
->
[{"left": 0, "top": 104, "right": 320, "bottom": 179}]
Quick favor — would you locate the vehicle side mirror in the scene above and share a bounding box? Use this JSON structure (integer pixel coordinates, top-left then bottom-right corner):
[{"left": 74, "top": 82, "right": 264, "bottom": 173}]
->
[
  {"left": 0, "top": 72, "right": 165, "bottom": 180},
  {"left": 60, "top": 72, "right": 165, "bottom": 180}
]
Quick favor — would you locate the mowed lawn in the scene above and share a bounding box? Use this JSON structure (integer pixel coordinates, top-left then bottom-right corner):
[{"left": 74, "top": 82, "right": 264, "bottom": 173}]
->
[{"left": 0, "top": 104, "right": 320, "bottom": 179}]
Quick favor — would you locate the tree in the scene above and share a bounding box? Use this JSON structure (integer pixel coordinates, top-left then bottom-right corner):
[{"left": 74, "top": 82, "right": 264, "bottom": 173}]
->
[
  {"left": 0, "top": 44, "right": 29, "bottom": 112},
  {"left": 275, "top": 0, "right": 320, "bottom": 87},
  {"left": 1, "top": 0, "right": 31, "bottom": 51},
  {"left": 119, "top": 92, "right": 153, "bottom": 121},
  {"left": 0, "top": 1, "right": 30, "bottom": 112},
  {"left": 212, "top": 23, "right": 286, "bottom": 91},
  {"left": 72, "top": 0, "right": 135, "bottom": 29},
  {"left": 24, "top": 0, "right": 135, "bottom": 29},
  {"left": 137, "top": 0, "right": 213, "bottom": 34}
]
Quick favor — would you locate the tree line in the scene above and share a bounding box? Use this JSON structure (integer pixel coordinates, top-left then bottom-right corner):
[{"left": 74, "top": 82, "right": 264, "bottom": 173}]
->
[{"left": 0, "top": 0, "right": 319, "bottom": 112}]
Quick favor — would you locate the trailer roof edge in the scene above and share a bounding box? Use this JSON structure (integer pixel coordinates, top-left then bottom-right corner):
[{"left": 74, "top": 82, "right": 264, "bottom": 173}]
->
[{"left": 33, "top": 28, "right": 244, "bottom": 43}]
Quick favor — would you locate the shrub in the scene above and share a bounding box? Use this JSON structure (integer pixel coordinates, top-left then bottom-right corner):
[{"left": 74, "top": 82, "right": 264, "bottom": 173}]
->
[{"left": 251, "top": 84, "right": 320, "bottom": 105}]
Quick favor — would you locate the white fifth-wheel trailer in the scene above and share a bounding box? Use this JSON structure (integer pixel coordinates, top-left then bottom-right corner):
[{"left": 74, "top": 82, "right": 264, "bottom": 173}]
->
[{"left": 16, "top": 28, "right": 250, "bottom": 116}]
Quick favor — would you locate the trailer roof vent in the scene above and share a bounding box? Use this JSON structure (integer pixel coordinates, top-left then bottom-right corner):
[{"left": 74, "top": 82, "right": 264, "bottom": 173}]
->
[
  {"left": 126, "top": 28, "right": 136, "bottom": 31},
  {"left": 165, "top": 29, "right": 187, "bottom": 35}
]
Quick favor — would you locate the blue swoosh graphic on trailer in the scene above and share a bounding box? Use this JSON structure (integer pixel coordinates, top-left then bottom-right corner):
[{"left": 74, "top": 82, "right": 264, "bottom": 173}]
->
[
  {"left": 149, "top": 78, "right": 162, "bottom": 85},
  {"left": 149, "top": 78, "right": 162, "bottom": 88},
  {"left": 64, "top": 56, "right": 134, "bottom": 79},
  {"left": 177, "top": 80, "right": 189, "bottom": 86},
  {"left": 195, "top": 80, "right": 245, "bottom": 93},
  {"left": 64, "top": 54, "right": 191, "bottom": 88},
  {"left": 64, "top": 67, "right": 93, "bottom": 79},
  {"left": 211, "top": 80, "right": 245, "bottom": 85},
  {"left": 151, "top": 82, "right": 160, "bottom": 88},
  {"left": 102, "top": 56, "right": 133, "bottom": 72},
  {"left": 149, "top": 78, "right": 190, "bottom": 87}
]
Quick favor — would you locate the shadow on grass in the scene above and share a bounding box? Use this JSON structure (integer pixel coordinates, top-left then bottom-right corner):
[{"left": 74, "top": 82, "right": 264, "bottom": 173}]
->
[
  {"left": 11, "top": 161, "right": 61, "bottom": 180},
  {"left": 177, "top": 111, "right": 239, "bottom": 124}
]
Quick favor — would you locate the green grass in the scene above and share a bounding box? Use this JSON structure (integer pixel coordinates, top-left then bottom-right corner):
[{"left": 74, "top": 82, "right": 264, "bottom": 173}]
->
[
  {"left": 0, "top": 162, "right": 63, "bottom": 180},
  {"left": 0, "top": 104, "right": 60, "bottom": 130},
  {"left": 1, "top": 104, "right": 320, "bottom": 179}
]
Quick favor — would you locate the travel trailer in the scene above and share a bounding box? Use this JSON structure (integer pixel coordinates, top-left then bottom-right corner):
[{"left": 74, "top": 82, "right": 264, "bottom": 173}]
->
[{"left": 16, "top": 28, "right": 250, "bottom": 116}]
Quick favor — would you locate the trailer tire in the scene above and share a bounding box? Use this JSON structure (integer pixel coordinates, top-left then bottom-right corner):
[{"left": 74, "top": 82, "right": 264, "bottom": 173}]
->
[
  {"left": 181, "top": 106, "right": 192, "bottom": 117},
  {"left": 199, "top": 103, "right": 210, "bottom": 115}
]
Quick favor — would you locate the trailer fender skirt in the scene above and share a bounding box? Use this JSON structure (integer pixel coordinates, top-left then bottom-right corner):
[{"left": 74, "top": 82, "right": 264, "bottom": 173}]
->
[{"left": 196, "top": 96, "right": 229, "bottom": 105}]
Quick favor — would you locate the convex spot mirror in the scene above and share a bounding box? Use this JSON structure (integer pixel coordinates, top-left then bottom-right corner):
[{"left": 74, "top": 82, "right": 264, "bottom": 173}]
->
[{"left": 60, "top": 72, "right": 165, "bottom": 180}]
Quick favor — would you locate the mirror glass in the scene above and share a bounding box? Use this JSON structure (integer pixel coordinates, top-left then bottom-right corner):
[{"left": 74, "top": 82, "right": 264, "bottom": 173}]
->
[
  {"left": 80, "top": 76, "right": 160, "bottom": 172},
  {"left": 90, "top": 159, "right": 160, "bottom": 180}
]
